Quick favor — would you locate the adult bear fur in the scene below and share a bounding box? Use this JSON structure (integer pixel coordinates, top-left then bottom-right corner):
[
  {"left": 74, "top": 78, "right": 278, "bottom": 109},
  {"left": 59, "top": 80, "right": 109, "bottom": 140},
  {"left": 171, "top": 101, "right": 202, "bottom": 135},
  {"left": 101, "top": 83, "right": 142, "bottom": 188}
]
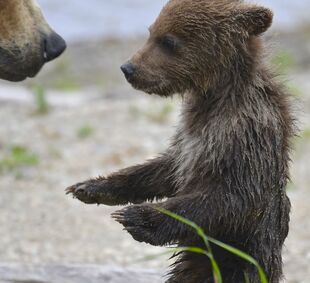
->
[{"left": 0, "top": 0, "right": 66, "bottom": 81}]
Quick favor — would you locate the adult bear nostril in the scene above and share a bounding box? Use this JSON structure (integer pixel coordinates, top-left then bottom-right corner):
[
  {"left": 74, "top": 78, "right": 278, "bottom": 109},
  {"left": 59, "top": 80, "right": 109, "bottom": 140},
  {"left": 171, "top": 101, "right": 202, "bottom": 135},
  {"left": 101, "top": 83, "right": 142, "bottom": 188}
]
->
[
  {"left": 43, "top": 32, "right": 67, "bottom": 62},
  {"left": 121, "top": 63, "right": 136, "bottom": 81}
]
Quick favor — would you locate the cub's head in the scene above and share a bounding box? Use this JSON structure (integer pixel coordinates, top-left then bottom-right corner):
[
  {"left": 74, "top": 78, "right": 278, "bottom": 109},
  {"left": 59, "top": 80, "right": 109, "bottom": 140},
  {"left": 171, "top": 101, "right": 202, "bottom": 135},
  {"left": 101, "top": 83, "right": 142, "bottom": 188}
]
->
[
  {"left": 0, "top": 0, "right": 66, "bottom": 81},
  {"left": 121, "top": 0, "right": 273, "bottom": 96}
]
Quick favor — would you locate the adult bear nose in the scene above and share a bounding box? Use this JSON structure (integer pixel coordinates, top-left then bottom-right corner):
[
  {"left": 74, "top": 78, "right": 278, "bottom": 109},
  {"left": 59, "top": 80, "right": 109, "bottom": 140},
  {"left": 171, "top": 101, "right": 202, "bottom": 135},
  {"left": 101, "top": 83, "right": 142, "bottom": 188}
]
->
[
  {"left": 121, "top": 63, "right": 136, "bottom": 81},
  {"left": 43, "top": 32, "right": 67, "bottom": 62}
]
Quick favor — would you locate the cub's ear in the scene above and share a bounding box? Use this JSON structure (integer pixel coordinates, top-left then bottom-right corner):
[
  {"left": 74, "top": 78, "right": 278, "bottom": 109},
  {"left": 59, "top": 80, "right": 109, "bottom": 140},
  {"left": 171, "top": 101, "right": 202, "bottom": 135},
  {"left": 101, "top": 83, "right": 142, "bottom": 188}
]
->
[{"left": 234, "top": 5, "right": 273, "bottom": 36}]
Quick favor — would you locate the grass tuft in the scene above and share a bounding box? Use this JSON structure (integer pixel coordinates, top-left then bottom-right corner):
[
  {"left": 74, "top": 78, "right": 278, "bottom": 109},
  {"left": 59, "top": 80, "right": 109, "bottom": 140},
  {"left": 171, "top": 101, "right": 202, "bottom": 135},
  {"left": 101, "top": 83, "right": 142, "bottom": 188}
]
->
[
  {"left": 33, "top": 84, "right": 49, "bottom": 114},
  {"left": 156, "top": 208, "right": 268, "bottom": 283},
  {"left": 77, "top": 125, "right": 95, "bottom": 139},
  {"left": 0, "top": 145, "right": 39, "bottom": 173}
]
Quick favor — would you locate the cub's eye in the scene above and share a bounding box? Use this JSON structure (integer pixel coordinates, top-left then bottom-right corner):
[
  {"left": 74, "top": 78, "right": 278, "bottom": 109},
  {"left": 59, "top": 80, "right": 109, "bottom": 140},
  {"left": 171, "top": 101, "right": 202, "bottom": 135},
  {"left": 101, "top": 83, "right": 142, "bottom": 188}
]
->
[{"left": 160, "top": 35, "right": 178, "bottom": 52}]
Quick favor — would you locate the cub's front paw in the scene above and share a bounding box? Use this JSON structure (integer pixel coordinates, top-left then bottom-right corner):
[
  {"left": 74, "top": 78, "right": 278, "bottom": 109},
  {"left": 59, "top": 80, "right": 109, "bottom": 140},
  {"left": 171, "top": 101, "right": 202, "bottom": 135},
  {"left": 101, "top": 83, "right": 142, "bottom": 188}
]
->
[
  {"left": 112, "top": 205, "right": 163, "bottom": 246},
  {"left": 66, "top": 181, "right": 99, "bottom": 204}
]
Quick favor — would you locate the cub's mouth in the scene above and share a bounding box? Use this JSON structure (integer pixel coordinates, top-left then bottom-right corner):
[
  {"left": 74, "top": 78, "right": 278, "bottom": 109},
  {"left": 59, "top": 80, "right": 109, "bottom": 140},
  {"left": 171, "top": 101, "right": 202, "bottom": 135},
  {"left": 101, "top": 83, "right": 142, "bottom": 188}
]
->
[
  {"left": 120, "top": 63, "right": 166, "bottom": 95},
  {"left": 131, "top": 79, "right": 162, "bottom": 94}
]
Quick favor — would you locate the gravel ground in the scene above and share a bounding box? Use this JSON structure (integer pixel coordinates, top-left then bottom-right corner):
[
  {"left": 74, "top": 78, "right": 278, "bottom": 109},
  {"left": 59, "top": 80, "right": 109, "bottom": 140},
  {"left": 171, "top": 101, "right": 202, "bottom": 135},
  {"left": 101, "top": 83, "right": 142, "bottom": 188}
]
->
[
  {"left": 0, "top": 88, "right": 309, "bottom": 282},
  {"left": 0, "top": 93, "right": 175, "bottom": 269},
  {"left": 0, "top": 33, "right": 309, "bottom": 282},
  {"left": 0, "top": 263, "right": 162, "bottom": 283}
]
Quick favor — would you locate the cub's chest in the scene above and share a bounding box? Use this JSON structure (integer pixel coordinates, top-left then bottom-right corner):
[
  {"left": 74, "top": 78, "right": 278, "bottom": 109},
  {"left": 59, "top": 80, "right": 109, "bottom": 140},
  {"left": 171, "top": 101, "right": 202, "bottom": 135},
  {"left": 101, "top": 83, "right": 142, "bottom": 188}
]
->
[{"left": 172, "top": 131, "right": 210, "bottom": 189}]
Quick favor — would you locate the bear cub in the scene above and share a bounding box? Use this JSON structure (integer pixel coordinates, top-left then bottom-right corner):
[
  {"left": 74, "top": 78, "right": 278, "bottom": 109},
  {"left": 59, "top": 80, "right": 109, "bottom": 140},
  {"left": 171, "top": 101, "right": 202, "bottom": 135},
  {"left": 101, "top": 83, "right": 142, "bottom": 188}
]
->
[{"left": 67, "top": 0, "right": 294, "bottom": 282}]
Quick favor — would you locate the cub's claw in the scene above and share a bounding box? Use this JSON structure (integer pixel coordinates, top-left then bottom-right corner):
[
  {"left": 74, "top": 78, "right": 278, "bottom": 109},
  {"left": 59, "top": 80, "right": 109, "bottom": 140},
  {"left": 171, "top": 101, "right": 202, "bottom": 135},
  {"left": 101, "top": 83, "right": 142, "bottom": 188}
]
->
[
  {"left": 111, "top": 205, "right": 162, "bottom": 245},
  {"left": 65, "top": 179, "right": 120, "bottom": 206},
  {"left": 65, "top": 182, "right": 97, "bottom": 204},
  {"left": 65, "top": 183, "right": 86, "bottom": 195},
  {"left": 111, "top": 210, "right": 126, "bottom": 223}
]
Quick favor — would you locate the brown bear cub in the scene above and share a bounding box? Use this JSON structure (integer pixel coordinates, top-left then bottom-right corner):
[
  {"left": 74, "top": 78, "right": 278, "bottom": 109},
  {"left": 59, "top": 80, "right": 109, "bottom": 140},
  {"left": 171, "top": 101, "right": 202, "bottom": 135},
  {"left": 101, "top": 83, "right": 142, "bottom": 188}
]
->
[{"left": 67, "top": 0, "right": 295, "bottom": 282}]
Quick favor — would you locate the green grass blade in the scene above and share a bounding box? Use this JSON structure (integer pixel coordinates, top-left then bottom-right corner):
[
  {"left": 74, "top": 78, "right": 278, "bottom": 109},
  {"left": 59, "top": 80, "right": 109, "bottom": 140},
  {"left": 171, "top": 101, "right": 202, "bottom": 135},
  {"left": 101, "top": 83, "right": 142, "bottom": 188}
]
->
[
  {"left": 210, "top": 258, "right": 222, "bottom": 283},
  {"left": 208, "top": 237, "right": 268, "bottom": 283},
  {"left": 208, "top": 237, "right": 257, "bottom": 264},
  {"left": 156, "top": 208, "right": 210, "bottom": 248},
  {"left": 157, "top": 208, "right": 222, "bottom": 283},
  {"left": 156, "top": 208, "right": 268, "bottom": 283},
  {"left": 244, "top": 273, "right": 250, "bottom": 283}
]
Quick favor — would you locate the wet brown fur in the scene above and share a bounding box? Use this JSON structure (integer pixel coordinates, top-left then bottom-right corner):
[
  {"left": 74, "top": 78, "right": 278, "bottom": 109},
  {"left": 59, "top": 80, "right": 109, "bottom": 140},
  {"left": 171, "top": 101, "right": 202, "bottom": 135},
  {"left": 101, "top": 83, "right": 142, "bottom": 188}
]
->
[{"left": 67, "top": 0, "right": 295, "bottom": 282}]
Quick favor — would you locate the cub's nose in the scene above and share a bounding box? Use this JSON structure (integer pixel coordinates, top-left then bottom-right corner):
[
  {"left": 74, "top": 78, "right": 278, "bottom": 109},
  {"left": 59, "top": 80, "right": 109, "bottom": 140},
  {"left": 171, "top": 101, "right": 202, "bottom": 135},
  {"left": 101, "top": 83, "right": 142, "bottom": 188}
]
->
[
  {"left": 43, "top": 32, "right": 67, "bottom": 62},
  {"left": 121, "top": 63, "right": 136, "bottom": 81}
]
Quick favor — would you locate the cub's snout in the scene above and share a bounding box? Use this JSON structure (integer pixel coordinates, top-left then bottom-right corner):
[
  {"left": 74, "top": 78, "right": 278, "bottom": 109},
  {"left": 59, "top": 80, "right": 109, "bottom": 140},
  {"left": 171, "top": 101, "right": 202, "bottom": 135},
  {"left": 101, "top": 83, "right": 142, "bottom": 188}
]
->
[{"left": 120, "top": 63, "right": 136, "bottom": 83}]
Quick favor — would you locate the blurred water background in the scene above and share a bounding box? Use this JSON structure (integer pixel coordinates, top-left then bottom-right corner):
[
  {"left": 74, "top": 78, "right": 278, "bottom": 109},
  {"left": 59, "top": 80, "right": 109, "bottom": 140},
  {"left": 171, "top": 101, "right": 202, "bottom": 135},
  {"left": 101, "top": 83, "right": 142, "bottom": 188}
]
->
[{"left": 38, "top": 0, "right": 310, "bottom": 41}]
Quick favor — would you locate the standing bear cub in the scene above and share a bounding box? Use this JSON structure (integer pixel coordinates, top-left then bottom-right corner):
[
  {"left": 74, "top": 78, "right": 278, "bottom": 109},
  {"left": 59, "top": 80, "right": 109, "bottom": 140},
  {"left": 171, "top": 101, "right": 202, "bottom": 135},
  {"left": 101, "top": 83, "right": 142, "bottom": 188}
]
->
[{"left": 67, "top": 0, "right": 294, "bottom": 282}]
